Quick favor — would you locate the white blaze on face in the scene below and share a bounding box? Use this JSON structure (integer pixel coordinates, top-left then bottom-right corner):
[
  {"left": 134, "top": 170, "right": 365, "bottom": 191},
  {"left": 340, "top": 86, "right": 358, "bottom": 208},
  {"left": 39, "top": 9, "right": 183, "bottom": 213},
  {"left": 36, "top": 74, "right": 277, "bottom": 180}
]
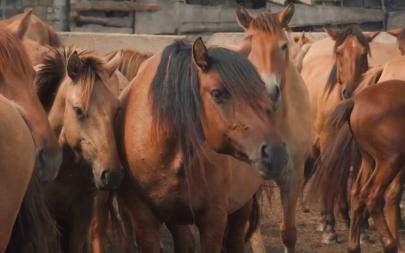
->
[{"left": 261, "top": 74, "right": 282, "bottom": 107}]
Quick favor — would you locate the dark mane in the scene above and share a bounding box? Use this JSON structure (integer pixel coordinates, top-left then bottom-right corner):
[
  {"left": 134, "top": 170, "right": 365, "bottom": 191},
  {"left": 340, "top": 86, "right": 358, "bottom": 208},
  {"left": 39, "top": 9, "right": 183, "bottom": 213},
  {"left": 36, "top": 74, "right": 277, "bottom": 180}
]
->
[
  {"left": 150, "top": 40, "right": 264, "bottom": 169},
  {"left": 251, "top": 12, "right": 283, "bottom": 34},
  {"left": 0, "top": 27, "right": 34, "bottom": 81},
  {"left": 36, "top": 47, "right": 104, "bottom": 111},
  {"left": 324, "top": 26, "right": 371, "bottom": 96}
]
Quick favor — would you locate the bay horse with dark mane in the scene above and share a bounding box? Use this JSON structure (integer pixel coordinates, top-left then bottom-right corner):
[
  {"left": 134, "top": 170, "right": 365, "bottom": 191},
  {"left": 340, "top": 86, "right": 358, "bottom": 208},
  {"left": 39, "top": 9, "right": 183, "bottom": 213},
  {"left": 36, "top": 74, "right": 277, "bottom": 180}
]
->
[
  {"left": 302, "top": 26, "right": 379, "bottom": 244},
  {"left": 0, "top": 27, "right": 60, "bottom": 253},
  {"left": 313, "top": 80, "right": 405, "bottom": 253},
  {"left": 235, "top": 4, "right": 312, "bottom": 252},
  {"left": 35, "top": 47, "right": 126, "bottom": 253},
  {"left": 116, "top": 38, "right": 288, "bottom": 252}
]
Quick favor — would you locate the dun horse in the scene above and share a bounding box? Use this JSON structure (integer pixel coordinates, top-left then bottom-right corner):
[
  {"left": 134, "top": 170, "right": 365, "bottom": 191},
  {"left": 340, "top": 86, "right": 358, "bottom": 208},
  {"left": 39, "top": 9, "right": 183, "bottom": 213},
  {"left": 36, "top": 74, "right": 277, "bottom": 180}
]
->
[
  {"left": 388, "top": 28, "right": 405, "bottom": 55},
  {"left": 116, "top": 38, "right": 288, "bottom": 252},
  {"left": 314, "top": 80, "right": 405, "bottom": 253},
  {"left": 35, "top": 47, "right": 125, "bottom": 253},
  {"left": 235, "top": 4, "right": 312, "bottom": 252}
]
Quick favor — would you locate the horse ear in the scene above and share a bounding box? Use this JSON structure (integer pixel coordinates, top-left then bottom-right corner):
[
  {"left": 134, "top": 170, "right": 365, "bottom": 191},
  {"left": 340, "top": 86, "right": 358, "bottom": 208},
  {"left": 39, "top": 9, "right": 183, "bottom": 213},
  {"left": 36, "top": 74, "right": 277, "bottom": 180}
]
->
[
  {"left": 366, "top": 31, "right": 380, "bottom": 42},
  {"left": 236, "top": 5, "right": 252, "bottom": 30},
  {"left": 324, "top": 27, "right": 341, "bottom": 41},
  {"left": 15, "top": 9, "right": 32, "bottom": 39},
  {"left": 387, "top": 28, "right": 402, "bottom": 38},
  {"left": 192, "top": 37, "right": 209, "bottom": 71},
  {"left": 274, "top": 3, "right": 295, "bottom": 28},
  {"left": 67, "top": 51, "right": 83, "bottom": 82},
  {"left": 104, "top": 50, "right": 122, "bottom": 77}
]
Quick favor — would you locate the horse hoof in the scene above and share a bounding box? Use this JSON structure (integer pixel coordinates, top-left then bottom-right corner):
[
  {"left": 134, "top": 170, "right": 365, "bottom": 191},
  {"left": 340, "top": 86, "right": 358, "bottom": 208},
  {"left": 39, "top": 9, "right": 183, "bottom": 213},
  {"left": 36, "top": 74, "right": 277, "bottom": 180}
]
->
[
  {"left": 302, "top": 207, "right": 310, "bottom": 213},
  {"left": 321, "top": 232, "right": 338, "bottom": 244}
]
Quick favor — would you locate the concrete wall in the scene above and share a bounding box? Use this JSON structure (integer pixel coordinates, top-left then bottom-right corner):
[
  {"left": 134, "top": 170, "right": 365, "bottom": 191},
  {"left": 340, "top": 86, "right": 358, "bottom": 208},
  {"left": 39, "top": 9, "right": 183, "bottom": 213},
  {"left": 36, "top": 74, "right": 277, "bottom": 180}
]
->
[{"left": 58, "top": 31, "right": 397, "bottom": 54}]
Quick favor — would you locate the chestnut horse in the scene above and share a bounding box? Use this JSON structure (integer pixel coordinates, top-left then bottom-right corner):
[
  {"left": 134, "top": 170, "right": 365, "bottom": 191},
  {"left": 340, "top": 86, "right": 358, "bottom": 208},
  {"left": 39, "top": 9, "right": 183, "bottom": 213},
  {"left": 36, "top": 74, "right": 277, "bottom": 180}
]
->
[
  {"left": 1, "top": 10, "right": 59, "bottom": 65},
  {"left": 0, "top": 28, "right": 59, "bottom": 253},
  {"left": 117, "top": 38, "right": 287, "bottom": 252},
  {"left": 35, "top": 47, "right": 125, "bottom": 253},
  {"left": 235, "top": 4, "right": 312, "bottom": 252},
  {"left": 0, "top": 95, "right": 38, "bottom": 253},
  {"left": 0, "top": 27, "right": 61, "bottom": 180},
  {"left": 1, "top": 9, "right": 61, "bottom": 47},
  {"left": 315, "top": 80, "right": 405, "bottom": 253},
  {"left": 302, "top": 26, "right": 379, "bottom": 244}
]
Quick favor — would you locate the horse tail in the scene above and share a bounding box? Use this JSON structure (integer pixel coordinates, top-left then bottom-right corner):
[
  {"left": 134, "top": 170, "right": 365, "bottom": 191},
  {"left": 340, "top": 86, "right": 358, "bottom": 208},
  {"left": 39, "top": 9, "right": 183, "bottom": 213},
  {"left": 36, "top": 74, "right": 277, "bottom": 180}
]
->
[
  {"left": 6, "top": 175, "right": 60, "bottom": 253},
  {"left": 308, "top": 99, "right": 357, "bottom": 210},
  {"left": 245, "top": 191, "right": 261, "bottom": 242}
]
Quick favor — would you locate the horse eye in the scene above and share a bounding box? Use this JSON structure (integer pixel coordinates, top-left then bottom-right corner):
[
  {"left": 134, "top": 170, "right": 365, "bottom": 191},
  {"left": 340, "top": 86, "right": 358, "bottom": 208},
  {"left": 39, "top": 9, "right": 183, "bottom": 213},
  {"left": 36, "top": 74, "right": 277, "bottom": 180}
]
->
[
  {"left": 280, "top": 43, "right": 288, "bottom": 51},
  {"left": 210, "top": 88, "right": 229, "bottom": 104},
  {"left": 73, "top": 106, "right": 85, "bottom": 119}
]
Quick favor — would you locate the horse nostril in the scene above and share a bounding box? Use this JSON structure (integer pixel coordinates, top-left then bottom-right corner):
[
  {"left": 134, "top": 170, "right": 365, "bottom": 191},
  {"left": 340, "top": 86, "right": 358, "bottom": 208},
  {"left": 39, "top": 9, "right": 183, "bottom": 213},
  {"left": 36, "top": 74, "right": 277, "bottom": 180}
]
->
[
  {"left": 100, "top": 169, "right": 124, "bottom": 190},
  {"left": 261, "top": 143, "right": 272, "bottom": 160},
  {"left": 271, "top": 143, "right": 289, "bottom": 169},
  {"left": 342, "top": 89, "right": 352, "bottom": 99},
  {"left": 271, "top": 86, "right": 280, "bottom": 103}
]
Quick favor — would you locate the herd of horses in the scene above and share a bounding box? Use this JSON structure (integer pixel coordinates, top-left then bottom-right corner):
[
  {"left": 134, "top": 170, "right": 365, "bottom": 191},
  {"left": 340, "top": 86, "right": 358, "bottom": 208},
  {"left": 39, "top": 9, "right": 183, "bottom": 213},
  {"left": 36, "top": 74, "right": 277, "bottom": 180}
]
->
[{"left": 0, "top": 4, "right": 404, "bottom": 253}]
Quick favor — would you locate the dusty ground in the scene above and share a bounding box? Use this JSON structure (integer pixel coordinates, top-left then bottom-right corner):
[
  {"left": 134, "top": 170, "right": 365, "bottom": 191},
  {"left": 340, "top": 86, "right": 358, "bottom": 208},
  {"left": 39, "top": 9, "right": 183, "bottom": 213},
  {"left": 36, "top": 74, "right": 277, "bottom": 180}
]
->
[{"left": 160, "top": 186, "right": 405, "bottom": 253}]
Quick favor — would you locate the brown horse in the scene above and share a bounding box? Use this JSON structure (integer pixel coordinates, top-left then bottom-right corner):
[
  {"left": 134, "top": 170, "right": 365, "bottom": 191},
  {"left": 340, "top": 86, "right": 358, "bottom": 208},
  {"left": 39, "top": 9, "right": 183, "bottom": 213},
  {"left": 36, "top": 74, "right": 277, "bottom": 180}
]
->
[
  {"left": 0, "top": 27, "right": 61, "bottom": 180},
  {"left": 235, "top": 4, "right": 312, "bottom": 252},
  {"left": 388, "top": 28, "right": 405, "bottom": 55},
  {"left": 34, "top": 47, "right": 125, "bottom": 253},
  {"left": 0, "top": 28, "right": 60, "bottom": 253},
  {"left": 1, "top": 9, "right": 61, "bottom": 47},
  {"left": 0, "top": 95, "right": 37, "bottom": 253},
  {"left": 1, "top": 10, "right": 59, "bottom": 65},
  {"left": 302, "top": 26, "right": 379, "bottom": 244},
  {"left": 117, "top": 38, "right": 287, "bottom": 252},
  {"left": 315, "top": 80, "right": 405, "bottom": 253}
]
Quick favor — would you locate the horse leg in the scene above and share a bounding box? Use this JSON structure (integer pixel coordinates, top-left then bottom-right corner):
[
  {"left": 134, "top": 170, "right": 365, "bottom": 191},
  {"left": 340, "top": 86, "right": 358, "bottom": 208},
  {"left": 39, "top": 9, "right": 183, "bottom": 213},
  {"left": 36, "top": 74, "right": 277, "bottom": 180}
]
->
[
  {"left": 384, "top": 170, "right": 404, "bottom": 249},
  {"left": 321, "top": 201, "right": 338, "bottom": 244},
  {"left": 166, "top": 224, "right": 196, "bottom": 253},
  {"left": 363, "top": 160, "right": 401, "bottom": 253},
  {"left": 69, "top": 198, "right": 93, "bottom": 253},
  {"left": 249, "top": 230, "right": 266, "bottom": 253},
  {"left": 348, "top": 156, "right": 373, "bottom": 253},
  {"left": 126, "top": 195, "right": 161, "bottom": 253},
  {"left": 224, "top": 199, "right": 253, "bottom": 253},
  {"left": 276, "top": 167, "right": 303, "bottom": 253},
  {"left": 196, "top": 207, "right": 227, "bottom": 253}
]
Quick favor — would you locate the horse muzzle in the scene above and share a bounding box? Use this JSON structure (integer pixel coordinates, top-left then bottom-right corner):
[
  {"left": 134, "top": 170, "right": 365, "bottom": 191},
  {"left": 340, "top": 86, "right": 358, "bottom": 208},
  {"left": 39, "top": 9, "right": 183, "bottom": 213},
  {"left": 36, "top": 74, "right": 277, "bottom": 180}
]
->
[
  {"left": 254, "top": 142, "right": 289, "bottom": 179},
  {"left": 95, "top": 168, "right": 125, "bottom": 191},
  {"left": 35, "top": 146, "right": 63, "bottom": 182}
]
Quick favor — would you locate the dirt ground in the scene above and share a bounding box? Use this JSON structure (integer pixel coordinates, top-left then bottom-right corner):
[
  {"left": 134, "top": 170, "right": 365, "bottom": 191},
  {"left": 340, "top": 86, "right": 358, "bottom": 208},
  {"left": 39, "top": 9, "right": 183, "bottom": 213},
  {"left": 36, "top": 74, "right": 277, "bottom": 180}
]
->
[{"left": 160, "top": 186, "right": 405, "bottom": 253}]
